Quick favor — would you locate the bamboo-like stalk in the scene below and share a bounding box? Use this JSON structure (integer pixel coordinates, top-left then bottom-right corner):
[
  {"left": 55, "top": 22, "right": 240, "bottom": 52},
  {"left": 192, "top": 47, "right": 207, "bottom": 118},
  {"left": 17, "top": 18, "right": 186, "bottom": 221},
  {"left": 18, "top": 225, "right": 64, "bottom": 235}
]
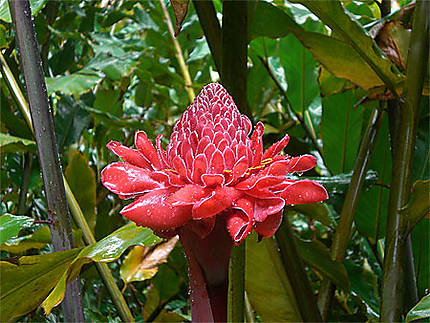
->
[
  {"left": 381, "top": 0, "right": 429, "bottom": 320},
  {"left": 317, "top": 105, "right": 386, "bottom": 319},
  {"left": 0, "top": 49, "right": 135, "bottom": 323},
  {"left": 221, "top": 1, "right": 248, "bottom": 321},
  {"left": 159, "top": 0, "right": 195, "bottom": 102},
  {"left": 192, "top": 0, "right": 222, "bottom": 73},
  {"left": 8, "top": 1, "right": 84, "bottom": 321},
  {"left": 275, "top": 213, "right": 323, "bottom": 322}
]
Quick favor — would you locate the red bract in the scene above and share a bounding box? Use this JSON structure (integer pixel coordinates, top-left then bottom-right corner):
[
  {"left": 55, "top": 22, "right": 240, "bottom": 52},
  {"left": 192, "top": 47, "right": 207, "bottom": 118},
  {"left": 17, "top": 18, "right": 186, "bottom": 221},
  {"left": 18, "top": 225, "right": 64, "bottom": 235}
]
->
[
  {"left": 102, "top": 83, "right": 327, "bottom": 243},
  {"left": 101, "top": 83, "right": 328, "bottom": 322}
]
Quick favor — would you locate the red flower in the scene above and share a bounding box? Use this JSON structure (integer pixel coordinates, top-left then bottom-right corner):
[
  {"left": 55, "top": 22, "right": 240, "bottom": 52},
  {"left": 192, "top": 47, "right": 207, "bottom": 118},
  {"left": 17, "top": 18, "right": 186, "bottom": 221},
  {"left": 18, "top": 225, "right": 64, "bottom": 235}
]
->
[
  {"left": 101, "top": 83, "right": 327, "bottom": 243},
  {"left": 101, "top": 83, "right": 328, "bottom": 322}
]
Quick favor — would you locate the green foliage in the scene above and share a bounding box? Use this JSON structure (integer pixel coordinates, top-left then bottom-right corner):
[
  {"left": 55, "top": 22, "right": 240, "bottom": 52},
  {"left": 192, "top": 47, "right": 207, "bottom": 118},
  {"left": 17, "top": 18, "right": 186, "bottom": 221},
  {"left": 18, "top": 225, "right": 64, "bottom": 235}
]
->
[{"left": 1, "top": 0, "right": 428, "bottom": 321}]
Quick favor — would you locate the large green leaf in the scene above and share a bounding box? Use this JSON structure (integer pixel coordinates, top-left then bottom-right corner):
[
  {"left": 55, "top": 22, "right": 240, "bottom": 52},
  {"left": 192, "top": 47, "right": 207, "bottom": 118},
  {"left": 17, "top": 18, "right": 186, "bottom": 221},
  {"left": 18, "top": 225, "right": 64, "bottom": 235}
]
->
[
  {"left": 0, "top": 133, "right": 36, "bottom": 154},
  {"left": 45, "top": 70, "right": 100, "bottom": 95},
  {"left": 320, "top": 90, "right": 363, "bottom": 175},
  {"left": 0, "top": 0, "right": 47, "bottom": 23},
  {"left": 1, "top": 226, "right": 51, "bottom": 253},
  {"left": 0, "top": 213, "right": 34, "bottom": 245},
  {"left": 295, "top": 238, "right": 349, "bottom": 290},
  {"left": 406, "top": 293, "right": 430, "bottom": 323},
  {"left": 289, "top": 0, "right": 404, "bottom": 91},
  {"left": 0, "top": 249, "right": 80, "bottom": 321},
  {"left": 65, "top": 151, "right": 97, "bottom": 233},
  {"left": 279, "top": 33, "right": 320, "bottom": 113},
  {"left": 42, "top": 222, "right": 161, "bottom": 314},
  {"left": 404, "top": 180, "right": 430, "bottom": 233},
  {"left": 246, "top": 234, "right": 301, "bottom": 322},
  {"left": 355, "top": 115, "right": 391, "bottom": 240}
]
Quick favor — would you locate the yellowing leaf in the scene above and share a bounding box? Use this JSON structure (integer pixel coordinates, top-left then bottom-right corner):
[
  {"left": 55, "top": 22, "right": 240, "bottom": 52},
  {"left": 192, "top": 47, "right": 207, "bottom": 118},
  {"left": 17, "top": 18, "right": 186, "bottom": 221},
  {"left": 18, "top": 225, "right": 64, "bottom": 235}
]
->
[{"left": 120, "top": 236, "right": 179, "bottom": 286}]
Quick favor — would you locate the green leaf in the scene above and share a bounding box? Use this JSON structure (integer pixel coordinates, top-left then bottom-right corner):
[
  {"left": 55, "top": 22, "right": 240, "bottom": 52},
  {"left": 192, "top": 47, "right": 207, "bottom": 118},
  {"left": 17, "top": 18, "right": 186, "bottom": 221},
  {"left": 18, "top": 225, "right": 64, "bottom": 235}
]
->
[
  {"left": 249, "top": 1, "right": 296, "bottom": 40},
  {"left": 65, "top": 151, "right": 97, "bottom": 233},
  {"left": 320, "top": 90, "right": 363, "bottom": 174},
  {"left": 403, "top": 180, "right": 430, "bottom": 233},
  {"left": 153, "top": 265, "right": 180, "bottom": 302},
  {"left": 0, "top": 213, "right": 34, "bottom": 245},
  {"left": 0, "top": 0, "right": 47, "bottom": 23},
  {"left": 42, "top": 222, "right": 161, "bottom": 314},
  {"left": 45, "top": 70, "right": 100, "bottom": 95},
  {"left": 55, "top": 95, "right": 91, "bottom": 149},
  {"left": 289, "top": 0, "right": 404, "bottom": 92},
  {"left": 355, "top": 115, "right": 391, "bottom": 240},
  {"left": 246, "top": 233, "right": 301, "bottom": 322},
  {"left": 290, "top": 203, "right": 335, "bottom": 228},
  {"left": 279, "top": 34, "right": 320, "bottom": 113},
  {"left": 1, "top": 226, "right": 51, "bottom": 253},
  {"left": 318, "top": 67, "right": 348, "bottom": 97},
  {"left": 295, "top": 238, "right": 349, "bottom": 290},
  {"left": 187, "top": 37, "right": 210, "bottom": 62},
  {"left": 0, "top": 133, "right": 36, "bottom": 153},
  {"left": 406, "top": 294, "right": 430, "bottom": 323},
  {"left": 0, "top": 249, "right": 80, "bottom": 322}
]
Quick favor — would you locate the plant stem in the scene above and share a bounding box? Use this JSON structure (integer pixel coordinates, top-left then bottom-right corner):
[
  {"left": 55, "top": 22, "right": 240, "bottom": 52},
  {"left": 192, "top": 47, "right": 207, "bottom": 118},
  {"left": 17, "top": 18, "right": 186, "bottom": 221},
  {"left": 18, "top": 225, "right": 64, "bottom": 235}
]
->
[
  {"left": 276, "top": 213, "right": 323, "bottom": 322},
  {"left": 1, "top": 30, "right": 135, "bottom": 323},
  {"left": 192, "top": 0, "right": 222, "bottom": 73},
  {"left": 222, "top": 0, "right": 251, "bottom": 117},
  {"left": 8, "top": 0, "right": 84, "bottom": 321},
  {"left": 221, "top": 2, "right": 248, "bottom": 321},
  {"left": 17, "top": 153, "right": 32, "bottom": 215},
  {"left": 317, "top": 104, "right": 386, "bottom": 320},
  {"left": 159, "top": 0, "right": 195, "bottom": 102},
  {"left": 259, "top": 56, "right": 324, "bottom": 159},
  {"left": 381, "top": 0, "right": 429, "bottom": 320}
]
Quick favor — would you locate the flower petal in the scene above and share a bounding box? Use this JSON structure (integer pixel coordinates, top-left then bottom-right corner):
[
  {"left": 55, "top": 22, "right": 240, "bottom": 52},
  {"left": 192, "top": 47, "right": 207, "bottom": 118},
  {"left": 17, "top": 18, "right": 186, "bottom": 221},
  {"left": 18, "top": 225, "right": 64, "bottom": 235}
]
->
[
  {"left": 262, "top": 134, "right": 290, "bottom": 160},
  {"left": 255, "top": 211, "right": 283, "bottom": 237},
  {"left": 120, "top": 188, "right": 192, "bottom": 230},
  {"left": 101, "top": 162, "right": 165, "bottom": 198},
  {"left": 280, "top": 180, "right": 328, "bottom": 205},
  {"left": 201, "top": 174, "right": 225, "bottom": 187},
  {"left": 250, "top": 122, "right": 264, "bottom": 167},
  {"left": 165, "top": 184, "right": 208, "bottom": 206},
  {"left": 289, "top": 155, "right": 317, "bottom": 173},
  {"left": 192, "top": 186, "right": 242, "bottom": 219},
  {"left": 106, "top": 141, "right": 151, "bottom": 169},
  {"left": 192, "top": 153, "right": 208, "bottom": 184},
  {"left": 254, "top": 197, "right": 285, "bottom": 222},
  {"left": 135, "top": 131, "right": 162, "bottom": 169},
  {"left": 226, "top": 211, "right": 253, "bottom": 244}
]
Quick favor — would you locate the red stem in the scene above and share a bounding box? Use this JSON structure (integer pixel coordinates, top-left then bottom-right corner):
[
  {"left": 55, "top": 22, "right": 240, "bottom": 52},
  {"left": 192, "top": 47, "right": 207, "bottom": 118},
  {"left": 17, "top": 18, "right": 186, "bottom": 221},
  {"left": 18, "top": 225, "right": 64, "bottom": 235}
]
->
[{"left": 180, "top": 216, "right": 233, "bottom": 322}]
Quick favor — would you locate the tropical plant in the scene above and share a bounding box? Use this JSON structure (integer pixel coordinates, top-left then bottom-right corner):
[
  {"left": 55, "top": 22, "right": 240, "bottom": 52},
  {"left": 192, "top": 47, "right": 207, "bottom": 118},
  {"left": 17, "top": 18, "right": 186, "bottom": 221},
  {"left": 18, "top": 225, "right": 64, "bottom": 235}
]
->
[{"left": 0, "top": 0, "right": 428, "bottom": 322}]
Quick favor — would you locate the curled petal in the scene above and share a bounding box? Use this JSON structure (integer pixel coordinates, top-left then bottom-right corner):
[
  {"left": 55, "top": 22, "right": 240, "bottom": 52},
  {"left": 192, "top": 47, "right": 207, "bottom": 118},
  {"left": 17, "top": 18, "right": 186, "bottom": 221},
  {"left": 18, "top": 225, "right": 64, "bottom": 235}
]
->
[
  {"left": 228, "top": 156, "right": 249, "bottom": 184},
  {"left": 156, "top": 135, "right": 169, "bottom": 168},
  {"left": 262, "top": 134, "right": 290, "bottom": 160},
  {"left": 101, "top": 162, "right": 165, "bottom": 198},
  {"left": 135, "top": 131, "right": 162, "bottom": 169},
  {"left": 192, "top": 187, "right": 242, "bottom": 219},
  {"left": 228, "top": 197, "right": 254, "bottom": 243},
  {"left": 165, "top": 184, "right": 208, "bottom": 206},
  {"left": 289, "top": 155, "right": 317, "bottom": 173},
  {"left": 280, "top": 180, "right": 328, "bottom": 205},
  {"left": 121, "top": 188, "right": 192, "bottom": 230},
  {"left": 255, "top": 211, "right": 283, "bottom": 237},
  {"left": 106, "top": 141, "right": 151, "bottom": 169},
  {"left": 254, "top": 197, "right": 285, "bottom": 222}
]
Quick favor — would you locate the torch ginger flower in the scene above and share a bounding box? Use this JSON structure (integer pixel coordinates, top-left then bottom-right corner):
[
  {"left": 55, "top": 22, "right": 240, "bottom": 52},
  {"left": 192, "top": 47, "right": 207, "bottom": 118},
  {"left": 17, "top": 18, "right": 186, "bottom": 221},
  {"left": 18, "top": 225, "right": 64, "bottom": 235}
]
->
[{"left": 101, "top": 83, "right": 328, "bottom": 322}]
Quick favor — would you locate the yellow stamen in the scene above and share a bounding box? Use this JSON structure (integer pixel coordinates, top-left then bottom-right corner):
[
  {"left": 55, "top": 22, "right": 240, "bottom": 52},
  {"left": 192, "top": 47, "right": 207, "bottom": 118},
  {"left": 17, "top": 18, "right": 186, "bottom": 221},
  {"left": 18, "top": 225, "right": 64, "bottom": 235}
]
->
[{"left": 164, "top": 168, "right": 179, "bottom": 174}]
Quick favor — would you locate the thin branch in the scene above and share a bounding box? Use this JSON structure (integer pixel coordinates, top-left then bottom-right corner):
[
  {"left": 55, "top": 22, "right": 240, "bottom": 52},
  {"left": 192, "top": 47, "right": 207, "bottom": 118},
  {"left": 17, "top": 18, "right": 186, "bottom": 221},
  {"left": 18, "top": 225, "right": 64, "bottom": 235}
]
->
[
  {"left": 259, "top": 55, "right": 324, "bottom": 158},
  {"left": 159, "top": 0, "right": 195, "bottom": 102},
  {"left": 17, "top": 153, "right": 32, "bottom": 215},
  {"left": 8, "top": 0, "right": 84, "bottom": 320},
  {"left": 381, "top": 0, "right": 429, "bottom": 320}
]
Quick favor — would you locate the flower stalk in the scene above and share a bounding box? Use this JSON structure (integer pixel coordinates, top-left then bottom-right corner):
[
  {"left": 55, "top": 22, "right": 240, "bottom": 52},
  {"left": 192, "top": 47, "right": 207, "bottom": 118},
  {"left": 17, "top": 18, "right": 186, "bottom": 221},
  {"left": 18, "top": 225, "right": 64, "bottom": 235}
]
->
[
  {"left": 8, "top": 0, "right": 84, "bottom": 320},
  {"left": 381, "top": 0, "right": 429, "bottom": 320}
]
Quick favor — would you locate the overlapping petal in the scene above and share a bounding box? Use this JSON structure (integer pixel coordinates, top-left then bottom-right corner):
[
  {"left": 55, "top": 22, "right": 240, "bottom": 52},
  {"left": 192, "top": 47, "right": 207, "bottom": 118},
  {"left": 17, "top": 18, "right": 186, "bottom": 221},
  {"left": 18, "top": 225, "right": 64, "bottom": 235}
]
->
[{"left": 101, "top": 83, "right": 328, "bottom": 245}]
